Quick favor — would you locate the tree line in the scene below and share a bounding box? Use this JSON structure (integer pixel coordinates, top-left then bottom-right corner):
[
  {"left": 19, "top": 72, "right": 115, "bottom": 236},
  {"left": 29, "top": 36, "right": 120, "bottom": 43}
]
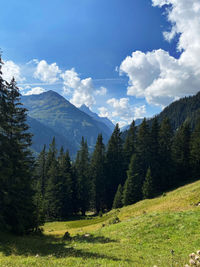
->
[{"left": 1, "top": 55, "right": 200, "bottom": 234}]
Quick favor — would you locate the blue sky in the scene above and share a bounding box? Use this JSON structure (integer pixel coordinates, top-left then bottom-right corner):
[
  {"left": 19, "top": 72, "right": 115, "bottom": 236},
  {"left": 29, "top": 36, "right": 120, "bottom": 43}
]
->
[{"left": 1, "top": 0, "right": 200, "bottom": 127}]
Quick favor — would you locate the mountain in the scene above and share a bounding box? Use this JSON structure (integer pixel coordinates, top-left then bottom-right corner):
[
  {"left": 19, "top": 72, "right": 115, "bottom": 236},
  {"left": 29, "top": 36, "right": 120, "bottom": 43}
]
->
[
  {"left": 27, "top": 116, "right": 75, "bottom": 155},
  {"left": 80, "top": 104, "right": 115, "bottom": 132},
  {"left": 21, "top": 90, "right": 111, "bottom": 155},
  {"left": 152, "top": 91, "right": 200, "bottom": 130},
  {"left": 121, "top": 118, "right": 143, "bottom": 131}
]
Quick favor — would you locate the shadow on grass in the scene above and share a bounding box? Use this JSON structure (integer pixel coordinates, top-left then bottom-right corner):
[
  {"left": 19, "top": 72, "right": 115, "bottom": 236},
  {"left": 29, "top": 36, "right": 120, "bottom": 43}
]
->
[
  {"left": 0, "top": 232, "right": 123, "bottom": 262},
  {"left": 72, "top": 233, "right": 118, "bottom": 244}
]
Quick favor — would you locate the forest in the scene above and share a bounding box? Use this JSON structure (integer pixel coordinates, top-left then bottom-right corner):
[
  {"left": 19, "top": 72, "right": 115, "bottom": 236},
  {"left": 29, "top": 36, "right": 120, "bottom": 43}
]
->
[{"left": 1, "top": 55, "right": 200, "bottom": 235}]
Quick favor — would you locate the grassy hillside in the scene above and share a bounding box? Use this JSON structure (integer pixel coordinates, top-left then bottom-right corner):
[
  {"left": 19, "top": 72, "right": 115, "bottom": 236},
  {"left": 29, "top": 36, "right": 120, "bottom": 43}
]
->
[{"left": 1, "top": 180, "right": 200, "bottom": 266}]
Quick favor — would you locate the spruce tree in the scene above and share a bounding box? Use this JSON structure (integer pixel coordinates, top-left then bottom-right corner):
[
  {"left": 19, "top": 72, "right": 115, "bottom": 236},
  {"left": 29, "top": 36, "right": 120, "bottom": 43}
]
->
[
  {"left": 172, "top": 122, "right": 191, "bottom": 185},
  {"left": 123, "top": 120, "right": 136, "bottom": 170},
  {"left": 142, "top": 167, "right": 154, "bottom": 199},
  {"left": 135, "top": 118, "right": 151, "bottom": 180},
  {"left": 123, "top": 154, "right": 143, "bottom": 206},
  {"left": 1, "top": 77, "right": 38, "bottom": 234},
  {"left": 58, "top": 148, "right": 73, "bottom": 218},
  {"left": 149, "top": 118, "right": 160, "bottom": 193},
  {"left": 190, "top": 119, "right": 200, "bottom": 178},
  {"left": 90, "top": 134, "right": 106, "bottom": 213},
  {"left": 75, "top": 137, "right": 91, "bottom": 216},
  {"left": 158, "top": 117, "right": 173, "bottom": 190},
  {"left": 105, "top": 124, "right": 124, "bottom": 209},
  {"left": 112, "top": 184, "right": 123, "bottom": 209}
]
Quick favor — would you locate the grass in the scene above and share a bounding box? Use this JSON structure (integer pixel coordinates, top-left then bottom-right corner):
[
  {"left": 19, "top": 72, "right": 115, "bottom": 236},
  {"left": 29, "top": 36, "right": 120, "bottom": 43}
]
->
[{"left": 1, "top": 180, "right": 200, "bottom": 266}]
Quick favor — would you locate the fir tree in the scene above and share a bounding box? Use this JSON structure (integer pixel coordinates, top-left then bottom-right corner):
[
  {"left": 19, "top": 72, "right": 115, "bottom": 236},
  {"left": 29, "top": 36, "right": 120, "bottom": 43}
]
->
[
  {"left": 123, "top": 154, "right": 143, "bottom": 206},
  {"left": 135, "top": 118, "right": 151, "bottom": 180},
  {"left": 142, "top": 167, "right": 154, "bottom": 199},
  {"left": 90, "top": 134, "right": 106, "bottom": 213},
  {"left": 58, "top": 148, "right": 73, "bottom": 218},
  {"left": 105, "top": 124, "right": 124, "bottom": 209},
  {"left": 1, "top": 77, "right": 38, "bottom": 234},
  {"left": 123, "top": 120, "right": 136, "bottom": 170},
  {"left": 172, "top": 122, "right": 191, "bottom": 185},
  {"left": 190, "top": 119, "right": 200, "bottom": 178},
  {"left": 112, "top": 184, "right": 123, "bottom": 209},
  {"left": 75, "top": 137, "right": 91, "bottom": 216},
  {"left": 158, "top": 117, "right": 173, "bottom": 190}
]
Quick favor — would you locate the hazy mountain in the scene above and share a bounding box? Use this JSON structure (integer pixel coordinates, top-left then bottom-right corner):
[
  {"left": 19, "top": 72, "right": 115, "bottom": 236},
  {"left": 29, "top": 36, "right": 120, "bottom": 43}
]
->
[
  {"left": 22, "top": 90, "right": 111, "bottom": 155},
  {"left": 27, "top": 116, "right": 75, "bottom": 155},
  {"left": 80, "top": 104, "right": 115, "bottom": 132}
]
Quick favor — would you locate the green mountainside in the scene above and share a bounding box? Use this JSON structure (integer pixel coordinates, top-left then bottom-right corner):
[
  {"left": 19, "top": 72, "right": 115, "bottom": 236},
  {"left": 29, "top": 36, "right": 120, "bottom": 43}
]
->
[{"left": 21, "top": 90, "right": 111, "bottom": 155}]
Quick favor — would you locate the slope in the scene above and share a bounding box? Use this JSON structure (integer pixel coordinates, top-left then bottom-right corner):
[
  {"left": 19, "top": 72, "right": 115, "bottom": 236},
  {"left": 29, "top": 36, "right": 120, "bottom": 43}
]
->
[
  {"left": 21, "top": 90, "right": 111, "bottom": 154},
  {"left": 1, "top": 180, "right": 200, "bottom": 266},
  {"left": 80, "top": 104, "right": 115, "bottom": 132}
]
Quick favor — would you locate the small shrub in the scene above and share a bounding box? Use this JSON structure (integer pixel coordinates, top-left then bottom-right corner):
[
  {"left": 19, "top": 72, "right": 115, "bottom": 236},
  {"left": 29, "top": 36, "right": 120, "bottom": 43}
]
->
[
  {"left": 108, "top": 216, "right": 120, "bottom": 225},
  {"left": 99, "top": 210, "right": 103, "bottom": 217},
  {"left": 63, "top": 231, "right": 71, "bottom": 241}
]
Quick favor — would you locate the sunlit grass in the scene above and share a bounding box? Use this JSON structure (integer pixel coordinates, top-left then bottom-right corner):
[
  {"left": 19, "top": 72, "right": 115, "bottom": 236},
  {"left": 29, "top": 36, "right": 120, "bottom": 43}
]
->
[{"left": 1, "top": 180, "right": 200, "bottom": 266}]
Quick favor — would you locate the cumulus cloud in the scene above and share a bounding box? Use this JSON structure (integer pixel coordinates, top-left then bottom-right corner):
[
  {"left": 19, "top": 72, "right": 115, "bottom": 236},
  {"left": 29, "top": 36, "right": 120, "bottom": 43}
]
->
[
  {"left": 2, "top": 61, "right": 25, "bottom": 82},
  {"left": 119, "top": 0, "right": 200, "bottom": 107},
  {"left": 24, "top": 87, "right": 46, "bottom": 95},
  {"left": 104, "top": 97, "right": 146, "bottom": 125},
  {"left": 98, "top": 107, "right": 110, "bottom": 118},
  {"left": 61, "top": 68, "right": 96, "bottom": 107},
  {"left": 34, "top": 60, "right": 61, "bottom": 84},
  {"left": 95, "top": 86, "right": 107, "bottom": 96}
]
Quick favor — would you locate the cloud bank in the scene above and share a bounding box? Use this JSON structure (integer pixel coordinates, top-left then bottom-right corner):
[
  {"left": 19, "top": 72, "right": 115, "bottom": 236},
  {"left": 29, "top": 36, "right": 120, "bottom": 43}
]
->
[{"left": 120, "top": 0, "right": 200, "bottom": 107}]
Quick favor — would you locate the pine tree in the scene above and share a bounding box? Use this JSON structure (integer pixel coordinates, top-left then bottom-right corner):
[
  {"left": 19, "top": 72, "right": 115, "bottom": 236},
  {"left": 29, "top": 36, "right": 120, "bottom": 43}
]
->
[
  {"left": 149, "top": 118, "right": 160, "bottom": 193},
  {"left": 142, "top": 167, "right": 154, "bottom": 199},
  {"left": 135, "top": 118, "right": 151, "bottom": 179},
  {"left": 123, "top": 120, "right": 136, "bottom": 170},
  {"left": 158, "top": 117, "right": 173, "bottom": 190},
  {"left": 190, "top": 119, "right": 200, "bottom": 178},
  {"left": 112, "top": 184, "right": 123, "bottom": 209},
  {"left": 105, "top": 124, "right": 124, "bottom": 209},
  {"left": 75, "top": 137, "right": 91, "bottom": 216},
  {"left": 0, "top": 55, "right": 8, "bottom": 229},
  {"left": 58, "top": 148, "right": 73, "bottom": 218},
  {"left": 44, "top": 138, "right": 61, "bottom": 220},
  {"left": 1, "top": 77, "right": 38, "bottom": 234},
  {"left": 123, "top": 154, "right": 143, "bottom": 206},
  {"left": 90, "top": 134, "right": 106, "bottom": 213},
  {"left": 172, "top": 122, "right": 191, "bottom": 185}
]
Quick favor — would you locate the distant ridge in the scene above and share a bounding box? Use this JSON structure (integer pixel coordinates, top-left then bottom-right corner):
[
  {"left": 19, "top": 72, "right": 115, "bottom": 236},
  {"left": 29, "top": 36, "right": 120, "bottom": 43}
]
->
[{"left": 21, "top": 90, "right": 112, "bottom": 156}]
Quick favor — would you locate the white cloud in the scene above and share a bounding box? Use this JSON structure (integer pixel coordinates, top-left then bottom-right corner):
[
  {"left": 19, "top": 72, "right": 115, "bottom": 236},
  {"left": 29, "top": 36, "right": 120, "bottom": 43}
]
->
[
  {"left": 24, "top": 87, "right": 46, "bottom": 95},
  {"left": 95, "top": 86, "right": 107, "bottom": 96},
  {"left": 98, "top": 107, "right": 110, "bottom": 117},
  {"left": 61, "top": 68, "right": 96, "bottom": 107},
  {"left": 34, "top": 60, "right": 61, "bottom": 84},
  {"left": 2, "top": 61, "right": 25, "bottom": 82},
  {"left": 106, "top": 97, "right": 146, "bottom": 124},
  {"left": 119, "top": 0, "right": 200, "bottom": 107}
]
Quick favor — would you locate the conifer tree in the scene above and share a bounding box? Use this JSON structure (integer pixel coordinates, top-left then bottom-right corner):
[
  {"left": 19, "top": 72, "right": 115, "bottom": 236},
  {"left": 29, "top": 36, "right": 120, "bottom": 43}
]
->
[
  {"left": 58, "top": 148, "right": 73, "bottom": 218},
  {"left": 158, "top": 117, "right": 173, "bottom": 190},
  {"left": 135, "top": 118, "right": 151, "bottom": 178},
  {"left": 105, "top": 124, "right": 124, "bottom": 209},
  {"left": 172, "top": 122, "right": 191, "bottom": 185},
  {"left": 75, "top": 137, "right": 91, "bottom": 215},
  {"left": 190, "top": 119, "right": 200, "bottom": 178},
  {"left": 1, "top": 77, "right": 38, "bottom": 234},
  {"left": 112, "top": 184, "right": 123, "bottom": 209},
  {"left": 90, "top": 134, "right": 106, "bottom": 213},
  {"left": 123, "top": 154, "right": 143, "bottom": 206},
  {"left": 149, "top": 118, "right": 160, "bottom": 193},
  {"left": 142, "top": 167, "right": 154, "bottom": 199},
  {"left": 123, "top": 120, "right": 136, "bottom": 170},
  {"left": 44, "top": 138, "right": 61, "bottom": 220}
]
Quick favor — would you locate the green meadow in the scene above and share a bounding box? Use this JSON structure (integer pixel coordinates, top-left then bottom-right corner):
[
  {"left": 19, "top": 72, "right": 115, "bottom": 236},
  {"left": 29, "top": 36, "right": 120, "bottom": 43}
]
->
[{"left": 1, "top": 180, "right": 200, "bottom": 267}]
